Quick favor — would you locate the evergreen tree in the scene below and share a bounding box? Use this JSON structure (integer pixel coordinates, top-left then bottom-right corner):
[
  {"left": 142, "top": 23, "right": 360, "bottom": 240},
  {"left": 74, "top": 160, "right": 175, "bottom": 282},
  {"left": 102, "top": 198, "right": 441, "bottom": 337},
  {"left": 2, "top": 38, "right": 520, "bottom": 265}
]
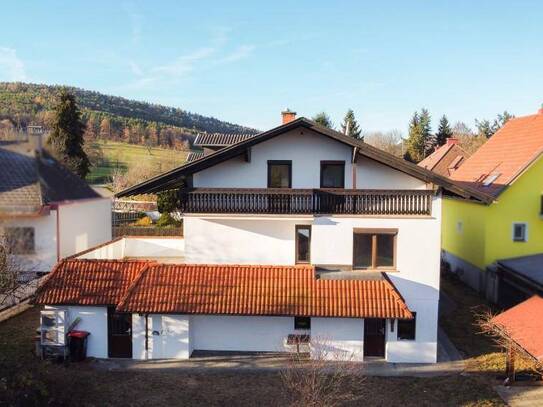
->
[
  {"left": 419, "top": 108, "right": 433, "bottom": 154},
  {"left": 404, "top": 111, "right": 426, "bottom": 163},
  {"left": 47, "top": 89, "right": 90, "bottom": 178},
  {"left": 435, "top": 115, "right": 453, "bottom": 147},
  {"left": 340, "top": 109, "right": 362, "bottom": 139},
  {"left": 312, "top": 112, "right": 334, "bottom": 129}
]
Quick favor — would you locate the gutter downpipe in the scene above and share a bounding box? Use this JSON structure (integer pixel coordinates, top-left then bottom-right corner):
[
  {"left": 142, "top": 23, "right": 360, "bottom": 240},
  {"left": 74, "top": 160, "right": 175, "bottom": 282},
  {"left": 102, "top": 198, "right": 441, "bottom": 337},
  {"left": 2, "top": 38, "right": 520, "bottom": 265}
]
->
[{"left": 145, "top": 314, "right": 149, "bottom": 360}]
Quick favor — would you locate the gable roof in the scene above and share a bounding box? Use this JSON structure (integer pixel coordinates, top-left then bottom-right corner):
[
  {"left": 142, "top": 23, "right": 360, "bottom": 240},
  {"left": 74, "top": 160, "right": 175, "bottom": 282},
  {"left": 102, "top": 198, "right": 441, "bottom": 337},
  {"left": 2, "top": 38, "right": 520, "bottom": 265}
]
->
[
  {"left": 492, "top": 295, "right": 543, "bottom": 361},
  {"left": 0, "top": 142, "right": 100, "bottom": 215},
  {"left": 419, "top": 141, "right": 468, "bottom": 177},
  {"left": 33, "top": 259, "right": 150, "bottom": 306},
  {"left": 116, "top": 118, "right": 492, "bottom": 203},
  {"left": 34, "top": 259, "right": 413, "bottom": 319},
  {"left": 451, "top": 111, "right": 543, "bottom": 198}
]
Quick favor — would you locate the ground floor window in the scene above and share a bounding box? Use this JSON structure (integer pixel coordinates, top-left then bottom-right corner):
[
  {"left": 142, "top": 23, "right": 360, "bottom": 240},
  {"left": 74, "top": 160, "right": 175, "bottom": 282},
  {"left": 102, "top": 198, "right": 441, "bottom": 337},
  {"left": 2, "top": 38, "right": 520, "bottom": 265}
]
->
[
  {"left": 397, "top": 312, "right": 416, "bottom": 340},
  {"left": 294, "top": 316, "right": 311, "bottom": 330},
  {"left": 3, "top": 227, "right": 35, "bottom": 254},
  {"left": 295, "top": 225, "right": 311, "bottom": 264}
]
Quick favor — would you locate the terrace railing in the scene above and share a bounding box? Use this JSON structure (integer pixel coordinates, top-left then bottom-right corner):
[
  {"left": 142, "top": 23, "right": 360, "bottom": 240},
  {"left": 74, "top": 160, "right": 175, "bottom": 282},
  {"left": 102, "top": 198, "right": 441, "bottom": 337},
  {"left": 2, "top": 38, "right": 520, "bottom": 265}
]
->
[{"left": 178, "top": 188, "right": 434, "bottom": 216}]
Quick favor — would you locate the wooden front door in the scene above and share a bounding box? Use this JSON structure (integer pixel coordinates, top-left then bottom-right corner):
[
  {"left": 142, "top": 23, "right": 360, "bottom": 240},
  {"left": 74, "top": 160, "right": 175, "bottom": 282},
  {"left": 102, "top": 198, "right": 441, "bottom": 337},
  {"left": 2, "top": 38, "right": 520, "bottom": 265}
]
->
[
  {"left": 364, "top": 318, "right": 386, "bottom": 357},
  {"left": 108, "top": 307, "right": 132, "bottom": 358}
]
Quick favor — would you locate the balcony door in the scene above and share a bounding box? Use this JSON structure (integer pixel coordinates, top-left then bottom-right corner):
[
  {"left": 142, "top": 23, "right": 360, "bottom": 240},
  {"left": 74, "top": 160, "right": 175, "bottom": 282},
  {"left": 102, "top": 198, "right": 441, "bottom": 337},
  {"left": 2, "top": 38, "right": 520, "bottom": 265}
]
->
[{"left": 268, "top": 161, "right": 292, "bottom": 212}]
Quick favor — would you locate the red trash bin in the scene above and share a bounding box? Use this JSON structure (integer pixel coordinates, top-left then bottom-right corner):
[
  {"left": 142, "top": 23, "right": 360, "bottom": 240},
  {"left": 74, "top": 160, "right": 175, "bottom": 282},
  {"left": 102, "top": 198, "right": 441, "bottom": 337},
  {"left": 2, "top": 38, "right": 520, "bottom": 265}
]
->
[{"left": 68, "top": 330, "right": 90, "bottom": 361}]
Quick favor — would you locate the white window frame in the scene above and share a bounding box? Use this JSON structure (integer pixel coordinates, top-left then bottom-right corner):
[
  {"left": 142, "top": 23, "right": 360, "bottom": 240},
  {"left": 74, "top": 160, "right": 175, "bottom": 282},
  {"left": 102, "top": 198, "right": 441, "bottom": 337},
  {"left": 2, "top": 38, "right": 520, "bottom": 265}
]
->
[{"left": 512, "top": 222, "right": 528, "bottom": 242}]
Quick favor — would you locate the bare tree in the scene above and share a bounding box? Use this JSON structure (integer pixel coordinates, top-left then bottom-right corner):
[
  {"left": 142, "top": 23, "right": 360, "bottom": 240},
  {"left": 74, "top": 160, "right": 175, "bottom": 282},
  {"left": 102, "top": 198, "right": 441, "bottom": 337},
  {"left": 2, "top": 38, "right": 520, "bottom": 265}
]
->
[
  {"left": 452, "top": 121, "right": 487, "bottom": 155},
  {"left": 280, "top": 337, "right": 364, "bottom": 407},
  {"left": 0, "top": 235, "right": 37, "bottom": 309},
  {"left": 364, "top": 130, "right": 404, "bottom": 157}
]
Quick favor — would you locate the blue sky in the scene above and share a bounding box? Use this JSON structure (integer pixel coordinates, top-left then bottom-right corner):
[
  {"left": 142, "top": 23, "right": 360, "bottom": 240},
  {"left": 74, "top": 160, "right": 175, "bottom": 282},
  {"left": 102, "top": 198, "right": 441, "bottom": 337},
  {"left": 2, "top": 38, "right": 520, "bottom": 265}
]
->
[{"left": 1, "top": 1, "right": 542, "bottom": 132}]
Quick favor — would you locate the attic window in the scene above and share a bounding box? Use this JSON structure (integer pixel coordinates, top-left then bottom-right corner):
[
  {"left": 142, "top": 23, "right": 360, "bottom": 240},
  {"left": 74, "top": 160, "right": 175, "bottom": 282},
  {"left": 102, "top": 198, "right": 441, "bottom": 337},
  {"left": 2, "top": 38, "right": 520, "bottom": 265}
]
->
[{"left": 482, "top": 173, "right": 500, "bottom": 187}]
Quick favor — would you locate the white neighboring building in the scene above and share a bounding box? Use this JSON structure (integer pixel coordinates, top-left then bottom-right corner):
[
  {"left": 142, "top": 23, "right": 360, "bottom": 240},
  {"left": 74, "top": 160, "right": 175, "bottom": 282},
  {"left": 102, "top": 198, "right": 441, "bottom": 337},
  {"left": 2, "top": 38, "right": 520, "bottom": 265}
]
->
[
  {"left": 35, "top": 112, "right": 487, "bottom": 363},
  {"left": 0, "top": 135, "right": 111, "bottom": 274}
]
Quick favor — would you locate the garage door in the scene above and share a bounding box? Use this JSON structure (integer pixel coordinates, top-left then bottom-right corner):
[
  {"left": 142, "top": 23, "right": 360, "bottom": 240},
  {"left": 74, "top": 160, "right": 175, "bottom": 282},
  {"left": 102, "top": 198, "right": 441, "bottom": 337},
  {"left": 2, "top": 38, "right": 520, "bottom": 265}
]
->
[{"left": 192, "top": 315, "right": 294, "bottom": 352}]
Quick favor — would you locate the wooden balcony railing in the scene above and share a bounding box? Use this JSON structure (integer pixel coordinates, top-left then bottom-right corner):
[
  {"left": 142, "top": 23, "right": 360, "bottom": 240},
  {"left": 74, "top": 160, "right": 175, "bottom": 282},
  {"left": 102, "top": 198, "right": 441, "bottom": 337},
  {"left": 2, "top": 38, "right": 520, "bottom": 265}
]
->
[{"left": 178, "top": 188, "right": 434, "bottom": 216}]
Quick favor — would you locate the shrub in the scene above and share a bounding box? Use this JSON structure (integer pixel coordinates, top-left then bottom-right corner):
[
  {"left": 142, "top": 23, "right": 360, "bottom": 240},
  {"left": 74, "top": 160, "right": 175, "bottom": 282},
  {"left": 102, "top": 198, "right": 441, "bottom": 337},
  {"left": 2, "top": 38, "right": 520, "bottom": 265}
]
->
[
  {"left": 156, "top": 212, "right": 182, "bottom": 228},
  {"left": 133, "top": 216, "right": 152, "bottom": 227}
]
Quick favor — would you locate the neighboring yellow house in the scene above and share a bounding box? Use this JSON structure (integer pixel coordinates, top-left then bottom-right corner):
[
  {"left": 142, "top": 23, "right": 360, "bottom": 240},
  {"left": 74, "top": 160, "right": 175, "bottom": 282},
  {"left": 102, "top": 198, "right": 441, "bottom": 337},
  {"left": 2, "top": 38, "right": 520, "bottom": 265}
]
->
[{"left": 441, "top": 107, "right": 543, "bottom": 301}]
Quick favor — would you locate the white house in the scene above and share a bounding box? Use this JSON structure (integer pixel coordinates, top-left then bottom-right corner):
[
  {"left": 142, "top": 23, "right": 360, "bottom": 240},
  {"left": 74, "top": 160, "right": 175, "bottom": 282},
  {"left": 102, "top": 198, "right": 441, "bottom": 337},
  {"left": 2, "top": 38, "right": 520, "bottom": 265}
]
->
[
  {"left": 34, "top": 112, "right": 488, "bottom": 363},
  {"left": 0, "top": 132, "right": 111, "bottom": 275}
]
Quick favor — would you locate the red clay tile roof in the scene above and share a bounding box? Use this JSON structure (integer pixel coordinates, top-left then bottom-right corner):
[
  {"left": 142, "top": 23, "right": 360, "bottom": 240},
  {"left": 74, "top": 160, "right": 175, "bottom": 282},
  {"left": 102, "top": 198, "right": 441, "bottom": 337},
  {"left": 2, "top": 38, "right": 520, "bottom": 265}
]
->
[
  {"left": 33, "top": 260, "right": 150, "bottom": 306},
  {"left": 492, "top": 295, "right": 543, "bottom": 361},
  {"left": 116, "top": 264, "right": 413, "bottom": 319},
  {"left": 419, "top": 143, "right": 468, "bottom": 177},
  {"left": 451, "top": 111, "right": 543, "bottom": 197}
]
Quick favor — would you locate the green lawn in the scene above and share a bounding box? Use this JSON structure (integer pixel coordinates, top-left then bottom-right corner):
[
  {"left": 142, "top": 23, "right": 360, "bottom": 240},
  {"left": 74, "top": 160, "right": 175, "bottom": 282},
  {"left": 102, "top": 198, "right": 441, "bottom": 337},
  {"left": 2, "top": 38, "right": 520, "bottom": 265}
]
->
[{"left": 86, "top": 140, "right": 191, "bottom": 184}]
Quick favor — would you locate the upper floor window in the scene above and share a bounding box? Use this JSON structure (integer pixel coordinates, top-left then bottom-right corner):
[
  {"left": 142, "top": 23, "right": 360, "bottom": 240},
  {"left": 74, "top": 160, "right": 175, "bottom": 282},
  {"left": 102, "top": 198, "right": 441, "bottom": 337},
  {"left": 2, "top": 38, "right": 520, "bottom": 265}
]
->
[
  {"left": 512, "top": 223, "right": 527, "bottom": 242},
  {"left": 3, "top": 227, "right": 35, "bottom": 254},
  {"left": 268, "top": 160, "right": 292, "bottom": 188},
  {"left": 320, "top": 161, "right": 345, "bottom": 188},
  {"left": 353, "top": 228, "right": 397, "bottom": 270}
]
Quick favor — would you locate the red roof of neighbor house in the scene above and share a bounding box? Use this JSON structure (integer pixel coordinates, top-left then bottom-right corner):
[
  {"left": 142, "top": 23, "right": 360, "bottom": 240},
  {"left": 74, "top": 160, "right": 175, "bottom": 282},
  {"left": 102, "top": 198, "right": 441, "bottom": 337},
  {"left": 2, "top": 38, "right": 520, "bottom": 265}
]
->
[
  {"left": 451, "top": 111, "right": 543, "bottom": 198},
  {"left": 418, "top": 141, "right": 468, "bottom": 177},
  {"left": 116, "top": 264, "right": 412, "bottom": 319},
  {"left": 492, "top": 295, "right": 543, "bottom": 361},
  {"left": 34, "top": 260, "right": 412, "bottom": 319},
  {"left": 33, "top": 260, "right": 150, "bottom": 306}
]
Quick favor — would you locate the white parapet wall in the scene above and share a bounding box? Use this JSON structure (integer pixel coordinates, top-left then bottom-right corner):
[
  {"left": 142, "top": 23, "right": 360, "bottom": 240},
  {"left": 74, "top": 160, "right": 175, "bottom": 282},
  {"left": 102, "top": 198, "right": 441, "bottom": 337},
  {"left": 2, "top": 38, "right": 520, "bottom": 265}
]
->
[
  {"left": 310, "top": 318, "right": 365, "bottom": 362},
  {"left": 76, "top": 236, "right": 184, "bottom": 261}
]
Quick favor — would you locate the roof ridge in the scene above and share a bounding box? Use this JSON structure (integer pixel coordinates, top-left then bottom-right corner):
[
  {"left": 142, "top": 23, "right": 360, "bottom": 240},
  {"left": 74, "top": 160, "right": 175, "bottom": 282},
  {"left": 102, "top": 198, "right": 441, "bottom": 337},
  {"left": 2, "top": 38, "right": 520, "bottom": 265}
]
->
[{"left": 115, "top": 262, "right": 155, "bottom": 311}]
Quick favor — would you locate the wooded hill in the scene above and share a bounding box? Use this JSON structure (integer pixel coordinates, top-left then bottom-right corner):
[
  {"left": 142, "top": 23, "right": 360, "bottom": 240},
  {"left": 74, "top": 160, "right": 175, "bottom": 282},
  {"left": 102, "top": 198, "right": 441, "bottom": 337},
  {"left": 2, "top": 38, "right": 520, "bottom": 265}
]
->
[{"left": 0, "top": 82, "right": 257, "bottom": 149}]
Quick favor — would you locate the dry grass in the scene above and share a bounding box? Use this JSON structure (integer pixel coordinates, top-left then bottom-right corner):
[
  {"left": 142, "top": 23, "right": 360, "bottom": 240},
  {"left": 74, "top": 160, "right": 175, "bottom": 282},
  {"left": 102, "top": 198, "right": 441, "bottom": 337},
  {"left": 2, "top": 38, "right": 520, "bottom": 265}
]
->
[
  {"left": 0, "top": 306, "right": 504, "bottom": 406},
  {"left": 440, "top": 276, "right": 534, "bottom": 375}
]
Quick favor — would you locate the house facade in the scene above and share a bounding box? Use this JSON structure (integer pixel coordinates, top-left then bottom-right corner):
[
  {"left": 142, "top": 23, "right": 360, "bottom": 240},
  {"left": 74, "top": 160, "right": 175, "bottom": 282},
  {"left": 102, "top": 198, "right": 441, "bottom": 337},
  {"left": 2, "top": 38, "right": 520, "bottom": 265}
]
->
[
  {"left": 442, "top": 108, "right": 543, "bottom": 303},
  {"left": 0, "top": 133, "right": 112, "bottom": 274},
  {"left": 35, "top": 112, "right": 487, "bottom": 363}
]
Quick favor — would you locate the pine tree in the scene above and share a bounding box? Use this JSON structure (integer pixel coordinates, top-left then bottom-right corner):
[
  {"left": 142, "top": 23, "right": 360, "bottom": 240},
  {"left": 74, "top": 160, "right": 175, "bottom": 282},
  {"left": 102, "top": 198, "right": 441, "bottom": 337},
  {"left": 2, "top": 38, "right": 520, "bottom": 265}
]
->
[
  {"left": 404, "top": 111, "right": 426, "bottom": 163},
  {"left": 47, "top": 89, "right": 90, "bottom": 178},
  {"left": 340, "top": 109, "right": 362, "bottom": 139},
  {"left": 312, "top": 112, "right": 334, "bottom": 129},
  {"left": 419, "top": 108, "right": 433, "bottom": 154},
  {"left": 435, "top": 115, "right": 453, "bottom": 147}
]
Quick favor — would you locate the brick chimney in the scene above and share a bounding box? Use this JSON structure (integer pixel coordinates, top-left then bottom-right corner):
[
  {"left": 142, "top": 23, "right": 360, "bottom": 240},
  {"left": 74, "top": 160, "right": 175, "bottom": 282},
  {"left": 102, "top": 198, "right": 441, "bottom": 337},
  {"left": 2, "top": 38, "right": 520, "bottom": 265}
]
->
[
  {"left": 281, "top": 109, "right": 296, "bottom": 124},
  {"left": 446, "top": 137, "right": 459, "bottom": 146}
]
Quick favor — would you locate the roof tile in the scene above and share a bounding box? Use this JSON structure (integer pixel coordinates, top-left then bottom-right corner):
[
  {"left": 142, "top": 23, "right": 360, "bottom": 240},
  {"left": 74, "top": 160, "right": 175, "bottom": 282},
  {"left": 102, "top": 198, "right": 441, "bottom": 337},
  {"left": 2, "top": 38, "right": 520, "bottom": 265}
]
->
[{"left": 452, "top": 112, "right": 543, "bottom": 197}]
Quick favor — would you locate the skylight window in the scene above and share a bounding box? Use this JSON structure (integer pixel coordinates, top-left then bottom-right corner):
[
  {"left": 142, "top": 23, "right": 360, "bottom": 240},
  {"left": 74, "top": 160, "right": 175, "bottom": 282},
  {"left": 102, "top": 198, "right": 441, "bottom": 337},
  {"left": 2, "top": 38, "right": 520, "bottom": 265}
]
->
[{"left": 482, "top": 173, "right": 501, "bottom": 187}]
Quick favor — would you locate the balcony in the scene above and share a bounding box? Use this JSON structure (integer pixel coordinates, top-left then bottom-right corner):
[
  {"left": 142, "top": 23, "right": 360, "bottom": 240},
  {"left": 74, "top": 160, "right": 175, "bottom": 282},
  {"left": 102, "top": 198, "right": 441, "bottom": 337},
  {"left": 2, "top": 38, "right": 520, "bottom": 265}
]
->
[{"left": 178, "top": 188, "right": 434, "bottom": 216}]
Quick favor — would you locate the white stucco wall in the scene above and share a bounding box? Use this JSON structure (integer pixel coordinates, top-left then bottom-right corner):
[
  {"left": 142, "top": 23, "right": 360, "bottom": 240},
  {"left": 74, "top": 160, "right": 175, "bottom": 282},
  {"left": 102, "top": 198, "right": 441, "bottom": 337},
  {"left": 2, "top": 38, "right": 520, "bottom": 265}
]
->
[
  {"left": 311, "top": 318, "right": 364, "bottom": 361},
  {"left": 385, "top": 299, "right": 438, "bottom": 363},
  {"left": 1, "top": 212, "right": 58, "bottom": 273},
  {"left": 76, "top": 237, "right": 125, "bottom": 259},
  {"left": 193, "top": 128, "right": 427, "bottom": 190},
  {"left": 47, "top": 305, "right": 108, "bottom": 358},
  {"left": 132, "top": 314, "right": 191, "bottom": 360},
  {"left": 192, "top": 315, "right": 295, "bottom": 352},
  {"left": 58, "top": 198, "right": 112, "bottom": 259},
  {"left": 355, "top": 159, "right": 426, "bottom": 190},
  {"left": 123, "top": 237, "right": 184, "bottom": 258},
  {"left": 184, "top": 216, "right": 311, "bottom": 264}
]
